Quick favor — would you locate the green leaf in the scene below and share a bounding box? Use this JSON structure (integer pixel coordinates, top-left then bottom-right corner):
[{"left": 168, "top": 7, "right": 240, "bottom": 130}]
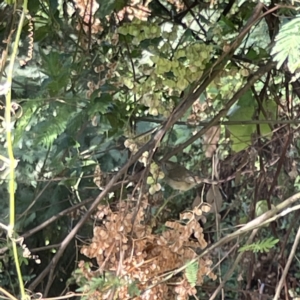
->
[
  {"left": 88, "top": 93, "right": 112, "bottom": 115},
  {"left": 255, "top": 200, "right": 269, "bottom": 216},
  {"left": 40, "top": 50, "right": 71, "bottom": 78},
  {"left": 34, "top": 26, "right": 51, "bottom": 42},
  {"left": 239, "top": 238, "right": 279, "bottom": 253},
  {"left": 23, "top": 212, "right": 36, "bottom": 228},
  {"left": 97, "top": 0, "right": 126, "bottom": 18},
  {"left": 49, "top": 0, "right": 58, "bottom": 13},
  {"left": 185, "top": 261, "right": 198, "bottom": 287},
  {"left": 47, "top": 74, "right": 69, "bottom": 95},
  {"left": 236, "top": 90, "right": 254, "bottom": 107},
  {"left": 219, "top": 16, "right": 237, "bottom": 33},
  {"left": 258, "top": 100, "right": 276, "bottom": 138},
  {"left": 245, "top": 48, "right": 268, "bottom": 60},
  {"left": 227, "top": 106, "right": 255, "bottom": 152},
  {"left": 128, "top": 281, "right": 140, "bottom": 297}
]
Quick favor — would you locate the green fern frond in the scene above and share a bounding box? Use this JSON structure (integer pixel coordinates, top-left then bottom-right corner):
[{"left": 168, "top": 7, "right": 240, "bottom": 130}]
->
[
  {"left": 185, "top": 261, "right": 198, "bottom": 287},
  {"left": 14, "top": 101, "right": 40, "bottom": 145},
  {"left": 238, "top": 238, "right": 279, "bottom": 253},
  {"left": 65, "top": 110, "right": 87, "bottom": 136},
  {"left": 271, "top": 16, "right": 300, "bottom": 73},
  {"left": 38, "top": 118, "right": 68, "bottom": 148},
  {"left": 36, "top": 103, "right": 78, "bottom": 147}
]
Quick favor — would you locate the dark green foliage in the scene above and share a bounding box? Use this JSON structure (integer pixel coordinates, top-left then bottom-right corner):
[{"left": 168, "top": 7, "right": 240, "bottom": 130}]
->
[{"left": 1, "top": 0, "right": 300, "bottom": 299}]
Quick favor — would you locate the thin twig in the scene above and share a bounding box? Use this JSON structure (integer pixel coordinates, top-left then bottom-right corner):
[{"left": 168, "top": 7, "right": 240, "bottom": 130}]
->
[
  {"left": 273, "top": 225, "right": 300, "bottom": 300},
  {"left": 209, "top": 229, "right": 258, "bottom": 300},
  {"left": 0, "top": 287, "right": 19, "bottom": 300}
]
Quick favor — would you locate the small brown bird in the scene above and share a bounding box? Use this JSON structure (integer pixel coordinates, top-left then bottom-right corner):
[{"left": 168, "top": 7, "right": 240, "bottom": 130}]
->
[
  {"left": 160, "top": 160, "right": 248, "bottom": 191},
  {"left": 160, "top": 161, "right": 203, "bottom": 191}
]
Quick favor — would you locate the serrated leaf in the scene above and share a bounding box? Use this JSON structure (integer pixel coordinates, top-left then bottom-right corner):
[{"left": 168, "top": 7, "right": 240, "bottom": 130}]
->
[
  {"left": 239, "top": 238, "right": 279, "bottom": 253},
  {"left": 185, "top": 261, "right": 198, "bottom": 287},
  {"left": 88, "top": 93, "right": 112, "bottom": 115},
  {"left": 271, "top": 16, "right": 300, "bottom": 71}
]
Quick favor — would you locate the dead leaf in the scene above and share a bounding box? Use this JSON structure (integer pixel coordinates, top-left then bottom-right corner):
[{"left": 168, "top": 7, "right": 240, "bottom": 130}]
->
[
  {"left": 93, "top": 164, "right": 102, "bottom": 189},
  {"left": 187, "top": 100, "right": 208, "bottom": 125},
  {"left": 234, "top": 151, "right": 251, "bottom": 185},
  {"left": 288, "top": 161, "right": 298, "bottom": 179},
  {"left": 199, "top": 215, "right": 207, "bottom": 223},
  {"left": 201, "top": 203, "right": 211, "bottom": 213},
  {"left": 193, "top": 207, "right": 203, "bottom": 216},
  {"left": 180, "top": 211, "right": 194, "bottom": 220},
  {"left": 203, "top": 126, "right": 220, "bottom": 158},
  {"left": 91, "top": 115, "right": 98, "bottom": 126},
  {"left": 192, "top": 194, "right": 202, "bottom": 208},
  {"left": 192, "top": 195, "right": 210, "bottom": 222},
  {"left": 206, "top": 186, "right": 223, "bottom": 214}
]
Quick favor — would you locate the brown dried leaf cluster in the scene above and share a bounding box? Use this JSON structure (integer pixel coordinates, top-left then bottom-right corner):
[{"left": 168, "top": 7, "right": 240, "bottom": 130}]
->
[
  {"left": 74, "top": 0, "right": 103, "bottom": 34},
  {"left": 116, "top": 0, "right": 152, "bottom": 22},
  {"left": 79, "top": 199, "right": 216, "bottom": 299},
  {"left": 74, "top": 0, "right": 152, "bottom": 38},
  {"left": 165, "top": 0, "right": 185, "bottom": 12},
  {"left": 86, "top": 60, "right": 119, "bottom": 99},
  {"left": 187, "top": 99, "right": 208, "bottom": 125},
  {"left": 93, "top": 164, "right": 102, "bottom": 189}
]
